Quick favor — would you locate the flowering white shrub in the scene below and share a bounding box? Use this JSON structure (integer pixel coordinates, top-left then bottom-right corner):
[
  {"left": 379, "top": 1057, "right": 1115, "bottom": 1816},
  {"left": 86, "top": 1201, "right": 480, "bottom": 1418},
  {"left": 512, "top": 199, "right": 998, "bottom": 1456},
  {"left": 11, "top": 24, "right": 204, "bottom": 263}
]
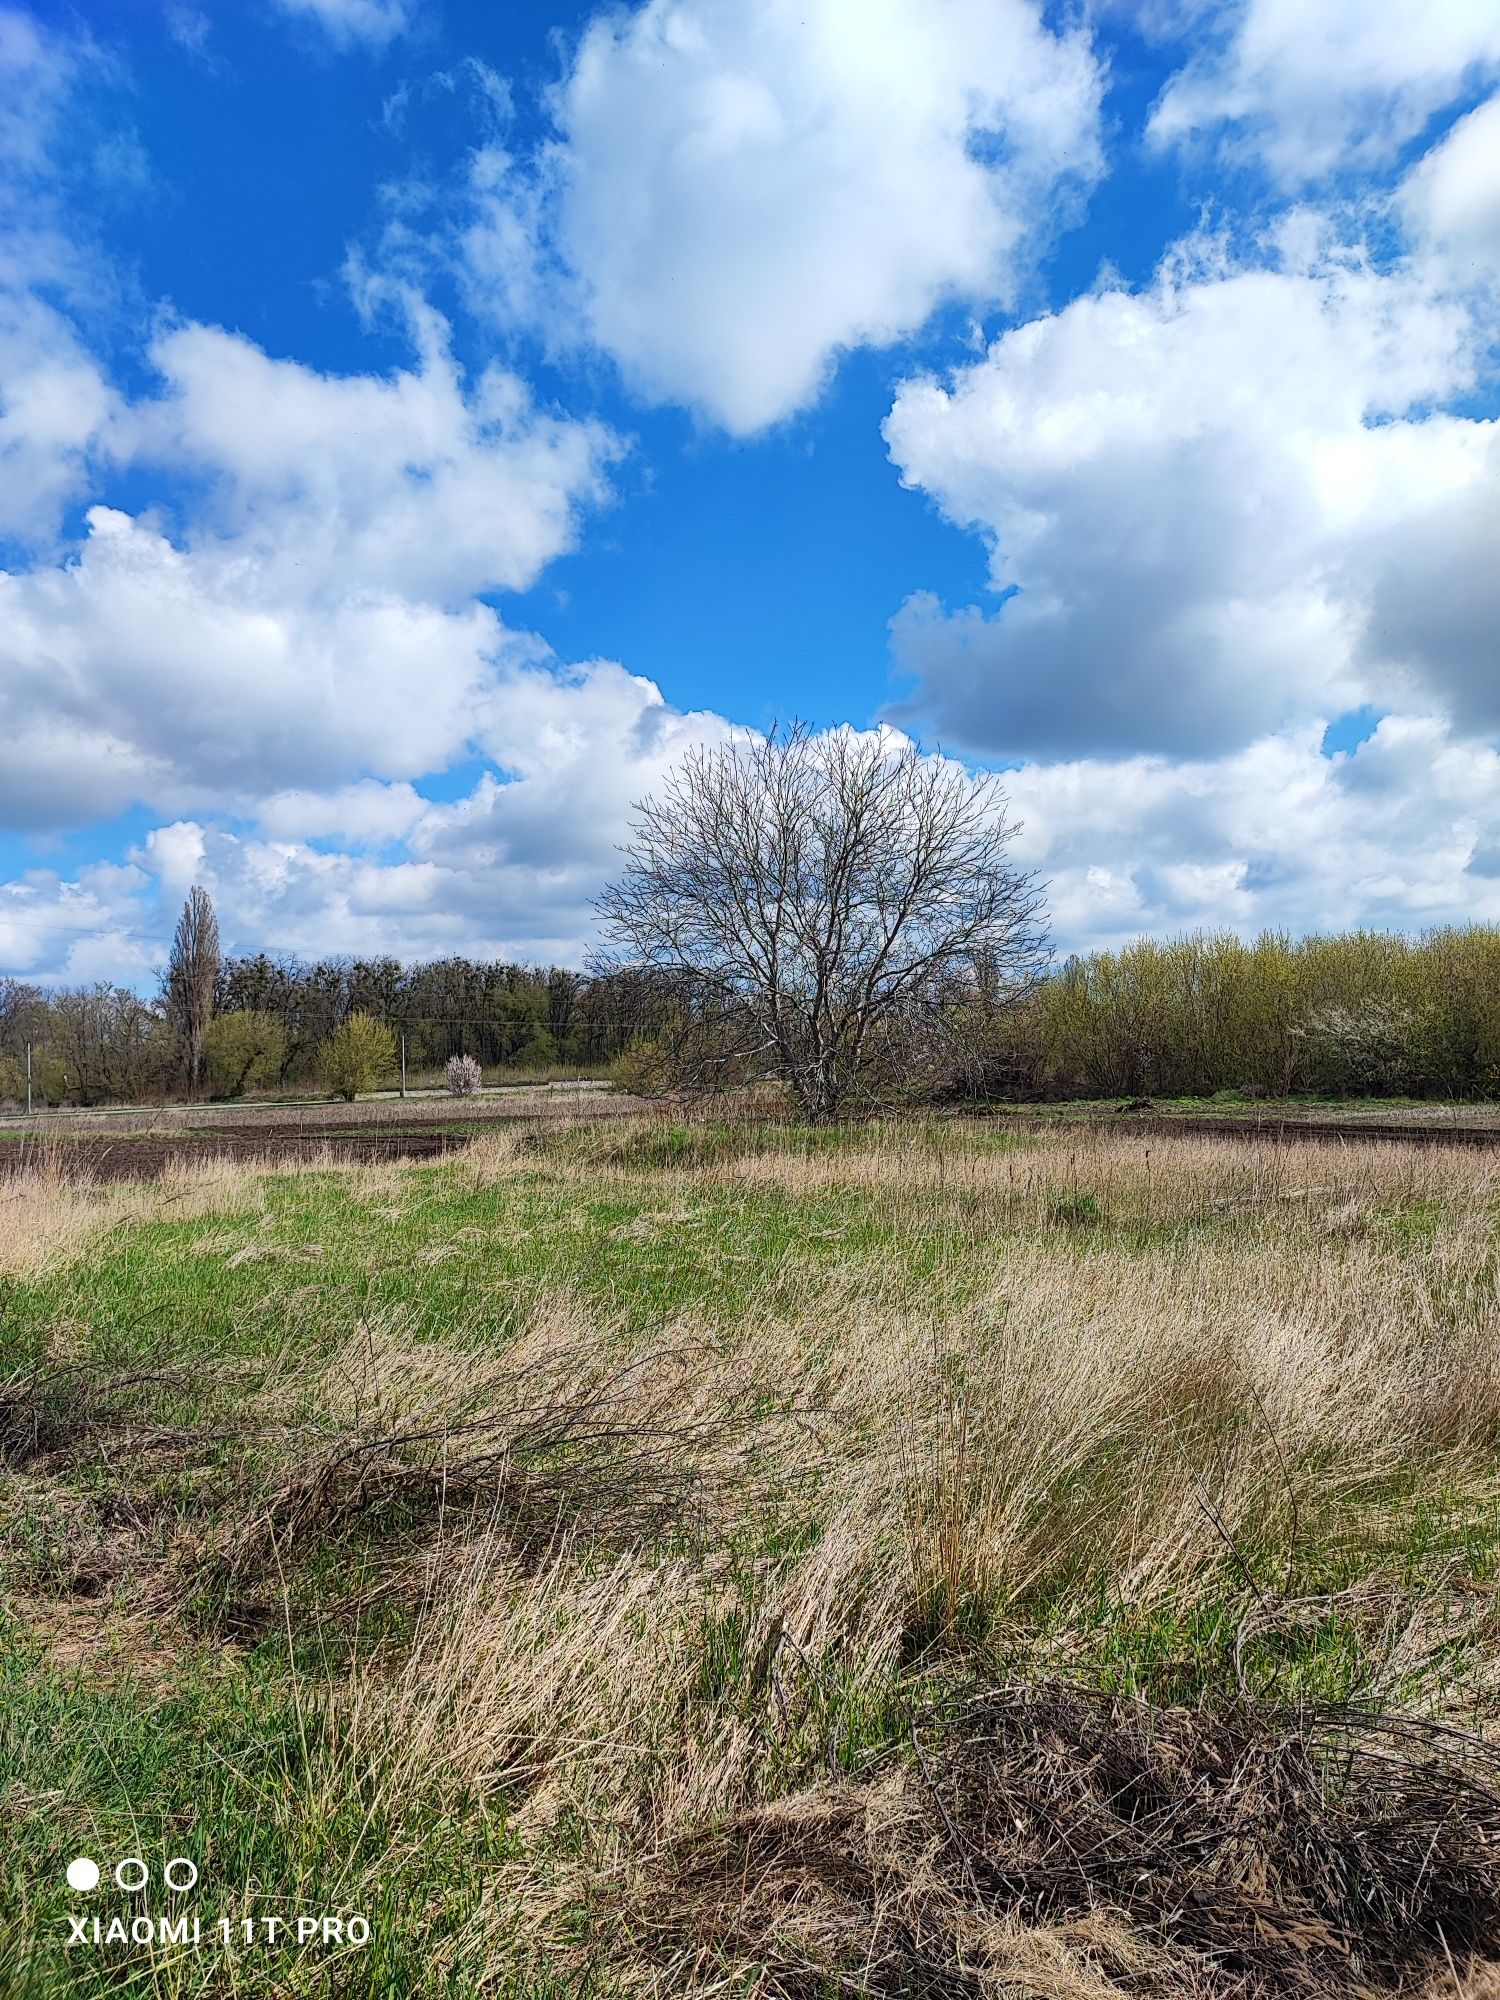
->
[{"left": 445, "top": 1053, "right": 483, "bottom": 1097}]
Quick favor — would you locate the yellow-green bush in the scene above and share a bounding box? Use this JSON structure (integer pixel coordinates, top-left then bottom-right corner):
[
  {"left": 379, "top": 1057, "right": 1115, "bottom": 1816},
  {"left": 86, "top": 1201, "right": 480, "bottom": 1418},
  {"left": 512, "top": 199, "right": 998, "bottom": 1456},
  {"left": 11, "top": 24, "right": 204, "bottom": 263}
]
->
[
  {"left": 203, "top": 1009, "right": 288, "bottom": 1099},
  {"left": 1015, "top": 926, "right": 1500, "bottom": 1100},
  {"left": 320, "top": 1012, "right": 398, "bottom": 1102},
  {"left": 609, "top": 1038, "right": 674, "bottom": 1097}
]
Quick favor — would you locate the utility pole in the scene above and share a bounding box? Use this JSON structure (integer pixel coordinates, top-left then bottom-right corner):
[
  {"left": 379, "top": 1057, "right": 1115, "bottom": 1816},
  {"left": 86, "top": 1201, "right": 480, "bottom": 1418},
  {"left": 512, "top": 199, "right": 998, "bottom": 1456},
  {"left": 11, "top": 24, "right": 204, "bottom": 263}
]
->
[
  {"left": 25, "top": 1040, "right": 32, "bottom": 1116},
  {"left": 399, "top": 1034, "right": 407, "bottom": 1099}
]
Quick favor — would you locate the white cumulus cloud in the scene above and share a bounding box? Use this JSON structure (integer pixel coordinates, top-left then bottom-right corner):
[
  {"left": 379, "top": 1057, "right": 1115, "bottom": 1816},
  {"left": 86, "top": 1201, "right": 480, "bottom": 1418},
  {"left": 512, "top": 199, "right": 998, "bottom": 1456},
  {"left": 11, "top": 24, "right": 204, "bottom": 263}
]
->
[
  {"left": 0, "top": 9, "right": 126, "bottom": 547},
  {"left": 8, "top": 705, "right": 1497, "bottom": 982},
  {"left": 1148, "top": 0, "right": 1500, "bottom": 184},
  {"left": 1004, "top": 718, "right": 1500, "bottom": 953},
  {"left": 0, "top": 281, "right": 626, "bottom": 832},
  {"left": 882, "top": 231, "right": 1495, "bottom": 759},
  {"left": 464, "top": 0, "right": 1103, "bottom": 433},
  {"left": 1, "top": 665, "right": 728, "bottom": 979},
  {"left": 1400, "top": 90, "right": 1500, "bottom": 283},
  {"left": 136, "top": 302, "right": 619, "bottom": 605},
  {"left": 0, "top": 507, "right": 525, "bottom": 828}
]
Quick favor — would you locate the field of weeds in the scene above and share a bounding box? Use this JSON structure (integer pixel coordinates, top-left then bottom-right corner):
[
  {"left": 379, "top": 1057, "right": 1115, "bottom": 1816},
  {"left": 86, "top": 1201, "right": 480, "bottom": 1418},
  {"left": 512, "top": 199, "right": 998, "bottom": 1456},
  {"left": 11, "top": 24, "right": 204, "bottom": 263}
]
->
[{"left": 4, "top": 1117, "right": 1500, "bottom": 1998}]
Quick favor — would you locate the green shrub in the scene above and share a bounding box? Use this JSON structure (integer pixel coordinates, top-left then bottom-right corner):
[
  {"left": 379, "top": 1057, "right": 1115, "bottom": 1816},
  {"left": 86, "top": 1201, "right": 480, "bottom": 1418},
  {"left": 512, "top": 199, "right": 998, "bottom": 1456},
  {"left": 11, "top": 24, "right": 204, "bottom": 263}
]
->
[
  {"left": 20, "top": 1056, "right": 70, "bottom": 1106},
  {"left": 513, "top": 1028, "right": 559, "bottom": 1070},
  {"left": 203, "top": 1010, "right": 287, "bottom": 1099},
  {"left": 1027, "top": 926, "right": 1500, "bottom": 1102},
  {"left": 610, "top": 1038, "right": 673, "bottom": 1096},
  {"left": 320, "top": 1012, "right": 397, "bottom": 1102}
]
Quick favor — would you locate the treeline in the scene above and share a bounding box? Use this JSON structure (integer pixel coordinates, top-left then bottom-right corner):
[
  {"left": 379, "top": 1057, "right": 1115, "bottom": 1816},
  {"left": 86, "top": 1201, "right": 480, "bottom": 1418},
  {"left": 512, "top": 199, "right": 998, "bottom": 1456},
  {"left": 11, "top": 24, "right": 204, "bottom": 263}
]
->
[
  {"left": 211, "top": 954, "right": 665, "bottom": 1077},
  {"left": 0, "top": 957, "right": 669, "bottom": 1106},
  {"left": 3, "top": 928, "right": 1497, "bottom": 1108},
  {"left": 0, "top": 981, "right": 172, "bottom": 1109},
  {"left": 974, "top": 927, "right": 1500, "bottom": 1102}
]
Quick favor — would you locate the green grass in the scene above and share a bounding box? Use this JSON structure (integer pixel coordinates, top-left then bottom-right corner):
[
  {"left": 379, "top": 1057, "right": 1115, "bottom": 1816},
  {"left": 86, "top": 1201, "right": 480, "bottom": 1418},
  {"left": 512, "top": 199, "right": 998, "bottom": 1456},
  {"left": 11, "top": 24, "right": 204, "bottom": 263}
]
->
[
  {"left": 0, "top": 1611, "right": 518, "bottom": 1998},
  {"left": 4, "top": 1116, "right": 1499, "bottom": 1994}
]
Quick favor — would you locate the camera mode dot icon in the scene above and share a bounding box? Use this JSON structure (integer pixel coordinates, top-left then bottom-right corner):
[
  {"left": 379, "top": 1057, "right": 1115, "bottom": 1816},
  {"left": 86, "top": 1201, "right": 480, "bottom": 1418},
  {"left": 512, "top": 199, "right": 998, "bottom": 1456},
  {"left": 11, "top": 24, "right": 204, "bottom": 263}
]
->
[{"left": 66, "top": 1858, "right": 100, "bottom": 1893}]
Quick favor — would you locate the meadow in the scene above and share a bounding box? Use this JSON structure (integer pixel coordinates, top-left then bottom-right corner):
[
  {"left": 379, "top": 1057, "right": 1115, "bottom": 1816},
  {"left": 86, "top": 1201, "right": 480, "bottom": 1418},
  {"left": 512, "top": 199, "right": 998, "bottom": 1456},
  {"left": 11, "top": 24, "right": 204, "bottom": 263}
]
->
[{"left": 4, "top": 1114, "right": 1500, "bottom": 1997}]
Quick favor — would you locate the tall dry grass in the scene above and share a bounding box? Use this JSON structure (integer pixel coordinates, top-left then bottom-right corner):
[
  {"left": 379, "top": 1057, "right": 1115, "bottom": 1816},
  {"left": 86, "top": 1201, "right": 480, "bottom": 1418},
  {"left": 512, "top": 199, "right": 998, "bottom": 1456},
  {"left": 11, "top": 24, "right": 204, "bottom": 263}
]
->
[
  {"left": 257, "top": 1123, "right": 1499, "bottom": 1991},
  {"left": 0, "top": 1149, "right": 278, "bottom": 1278},
  {"left": 12, "top": 1117, "right": 1500, "bottom": 1995}
]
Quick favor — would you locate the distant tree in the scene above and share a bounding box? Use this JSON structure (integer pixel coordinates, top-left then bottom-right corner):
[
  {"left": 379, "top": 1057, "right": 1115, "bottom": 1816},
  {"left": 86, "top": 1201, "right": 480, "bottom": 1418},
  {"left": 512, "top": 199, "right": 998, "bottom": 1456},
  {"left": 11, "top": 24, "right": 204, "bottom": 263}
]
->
[
  {"left": 166, "top": 886, "right": 221, "bottom": 1092},
  {"left": 544, "top": 967, "right": 582, "bottom": 1051},
  {"left": 0, "top": 978, "right": 45, "bottom": 1057},
  {"left": 513, "top": 1026, "right": 558, "bottom": 1071},
  {"left": 48, "top": 985, "right": 174, "bottom": 1105},
  {"left": 347, "top": 956, "right": 404, "bottom": 1020},
  {"left": 203, "top": 1010, "right": 287, "bottom": 1100},
  {"left": 595, "top": 723, "right": 1048, "bottom": 1120},
  {"left": 321, "top": 1012, "right": 397, "bottom": 1101}
]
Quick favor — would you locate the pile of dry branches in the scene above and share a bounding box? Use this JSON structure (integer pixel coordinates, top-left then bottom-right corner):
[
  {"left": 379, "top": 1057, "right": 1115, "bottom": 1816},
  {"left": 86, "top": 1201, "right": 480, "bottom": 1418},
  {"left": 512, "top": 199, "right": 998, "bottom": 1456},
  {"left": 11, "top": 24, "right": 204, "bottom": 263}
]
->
[{"left": 640, "top": 1684, "right": 1500, "bottom": 1998}]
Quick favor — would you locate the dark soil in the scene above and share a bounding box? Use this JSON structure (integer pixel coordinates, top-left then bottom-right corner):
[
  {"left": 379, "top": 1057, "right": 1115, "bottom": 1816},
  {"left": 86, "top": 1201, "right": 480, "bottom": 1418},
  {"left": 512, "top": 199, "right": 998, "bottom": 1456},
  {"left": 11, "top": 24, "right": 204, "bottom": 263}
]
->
[
  {"left": 1088, "top": 1111, "right": 1500, "bottom": 1149},
  {"left": 0, "top": 1121, "right": 477, "bottom": 1181},
  {"left": 4, "top": 1104, "right": 1495, "bottom": 1183}
]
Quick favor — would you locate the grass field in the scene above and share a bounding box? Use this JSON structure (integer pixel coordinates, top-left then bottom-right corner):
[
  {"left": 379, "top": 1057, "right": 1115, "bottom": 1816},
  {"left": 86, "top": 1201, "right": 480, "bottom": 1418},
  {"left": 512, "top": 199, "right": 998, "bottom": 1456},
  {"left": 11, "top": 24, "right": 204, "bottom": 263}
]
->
[{"left": 4, "top": 1116, "right": 1500, "bottom": 1996}]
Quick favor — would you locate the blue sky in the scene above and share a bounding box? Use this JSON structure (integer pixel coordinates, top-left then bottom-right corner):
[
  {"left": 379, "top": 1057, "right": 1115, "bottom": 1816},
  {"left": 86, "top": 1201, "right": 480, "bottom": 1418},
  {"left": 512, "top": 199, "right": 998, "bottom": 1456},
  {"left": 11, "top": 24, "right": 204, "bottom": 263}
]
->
[{"left": 1, "top": 0, "right": 1497, "bottom": 983}]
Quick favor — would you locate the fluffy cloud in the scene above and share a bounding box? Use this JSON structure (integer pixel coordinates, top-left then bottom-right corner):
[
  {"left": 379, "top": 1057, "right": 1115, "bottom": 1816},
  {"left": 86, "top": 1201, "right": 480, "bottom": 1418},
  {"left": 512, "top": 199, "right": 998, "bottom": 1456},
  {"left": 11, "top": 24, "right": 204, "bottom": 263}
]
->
[
  {"left": 1004, "top": 717, "right": 1500, "bottom": 952},
  {"left": 0, "top": 280, "right": 624, "bottom": 831},
  {"left": 0, "top": 859, "right": 160, "bottom": 986},
  {"left": 0, "top": 291, "right": 118, "bottom": 544},
  {"left": 0, "top": 514, "right": 703, "bottom": 838},
  {"left": 465, "top": 0, "right": 1102, "bottom": 432},
  {"left": 415, "top": 658, "right": 731, "bottom": 873},
  {"left": 0, "top": 11, "right": 124, "bottom": 547},
  {"left": 8, "top": 706, "right": 1496, "bottom": 981},
  {"left": 254, "top": 781, "right": 429, "bottom": 847},
  {"left": 1147, "top": 0, "right": 1500, "bottom": 183},
  {"left": 2, "top": 662, "right": 729, "bottom": 978},
  {"left": 883, "top": 233, "right": 1494, "bottom": 759},
  {"left": 1400, "top": 90, "right": 1500, "bottom": 282},
  {"left": 0, "top": 507, "right": 521, "bottom": 828},
  {"left": 136, "top": 304, "right": 619, "bottom": 605}
]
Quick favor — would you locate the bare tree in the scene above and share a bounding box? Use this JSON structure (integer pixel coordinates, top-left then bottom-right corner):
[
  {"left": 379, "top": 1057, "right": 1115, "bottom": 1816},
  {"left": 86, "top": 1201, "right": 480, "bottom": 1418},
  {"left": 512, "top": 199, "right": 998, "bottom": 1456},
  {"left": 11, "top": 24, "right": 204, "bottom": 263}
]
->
[
  {"left": 50, "top": 984, "right": 175, "bottom": 1105},
  {"left": 166, "top": 885, "right": 221, "bottom": 1092},
  {"left": 0, "top": 978, "right": 45, "bottom": 1057},
  {"left": 595, "top": 724, "right": 1048, "bottom": 1119}
]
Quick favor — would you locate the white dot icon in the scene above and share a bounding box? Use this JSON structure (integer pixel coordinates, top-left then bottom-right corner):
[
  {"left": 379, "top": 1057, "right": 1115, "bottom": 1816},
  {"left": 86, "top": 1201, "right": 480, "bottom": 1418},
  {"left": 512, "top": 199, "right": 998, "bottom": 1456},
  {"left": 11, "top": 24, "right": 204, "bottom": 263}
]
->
[{"left": 66, "top": 1857, "right": 100, "bottom": 1893}]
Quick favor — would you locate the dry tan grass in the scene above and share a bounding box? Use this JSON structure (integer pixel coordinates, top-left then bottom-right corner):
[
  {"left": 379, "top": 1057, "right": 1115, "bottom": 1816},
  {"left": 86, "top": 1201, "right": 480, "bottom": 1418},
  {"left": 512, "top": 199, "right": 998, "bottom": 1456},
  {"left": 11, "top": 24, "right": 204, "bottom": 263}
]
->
[
  {"left": 0, "top": 1082, "right": 637, "bottom": 1139},
  {"left": 0, "top": 1150, "right": 277, "bottom": 1277},
  {"left": 237, "top": 1123, "right": 1491, "bottom": 1994},
  {"left": 446, "top": 1126, "right": 526, "bottom": 1185},
  {"left": 11, "top": 1115, "right": 1500, "bottom": 1996},
  {"left": 720, "top": 1118, "right": 1499, "bottom": 1210}
]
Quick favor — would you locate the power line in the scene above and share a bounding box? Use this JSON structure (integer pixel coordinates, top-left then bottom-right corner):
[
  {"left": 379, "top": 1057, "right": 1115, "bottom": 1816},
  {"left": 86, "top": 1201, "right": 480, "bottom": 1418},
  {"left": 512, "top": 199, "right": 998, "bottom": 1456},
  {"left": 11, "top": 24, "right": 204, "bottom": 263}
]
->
[{"left": 0, "top": 927, "right": 166, "bottom": 949}]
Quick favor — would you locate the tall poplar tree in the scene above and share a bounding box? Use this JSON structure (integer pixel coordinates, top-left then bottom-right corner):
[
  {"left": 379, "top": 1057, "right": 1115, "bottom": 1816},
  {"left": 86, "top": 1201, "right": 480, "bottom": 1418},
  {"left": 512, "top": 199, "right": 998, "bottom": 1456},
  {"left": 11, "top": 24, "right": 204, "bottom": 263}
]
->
[{"left": 167, "top": 885, "right": 220, "bottom": 1091}]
